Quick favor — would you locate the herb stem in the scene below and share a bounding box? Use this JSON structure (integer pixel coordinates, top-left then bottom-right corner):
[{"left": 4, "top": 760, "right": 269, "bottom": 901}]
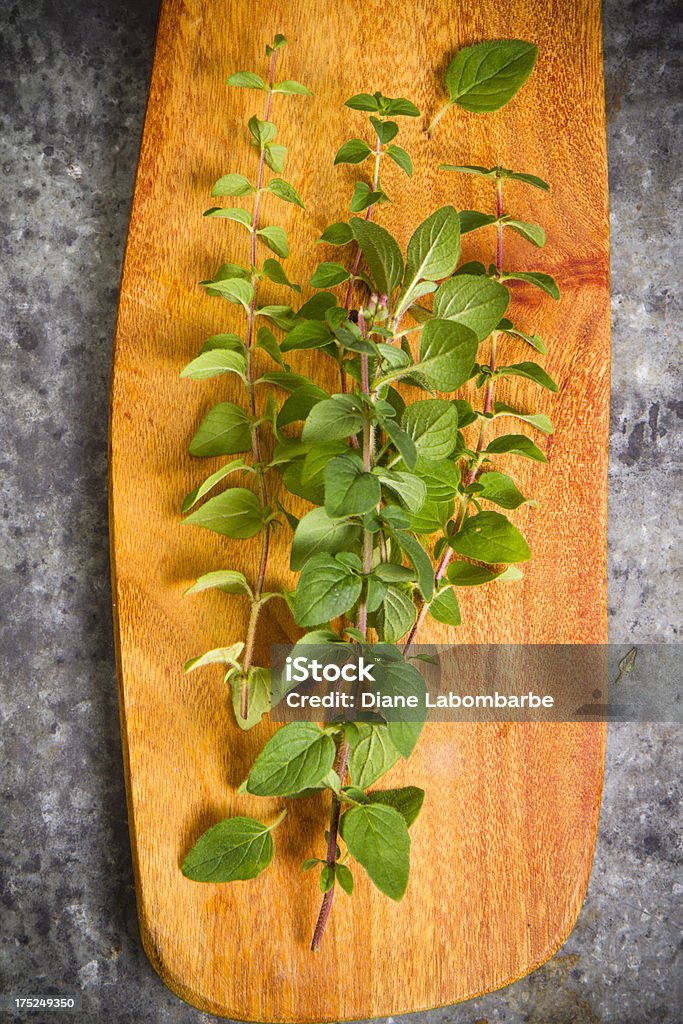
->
[
  {"left": 310, "top": 736, "right": 350, "bottom": 952},
  {"left": 340, "top": 133, "right": 383, "bottom": 390},
  {"left": 425, "top": 100, "right": 451, "bottom": 137},
  {"left": 240, "top": 47, "right": 279, "bottom": 716}
]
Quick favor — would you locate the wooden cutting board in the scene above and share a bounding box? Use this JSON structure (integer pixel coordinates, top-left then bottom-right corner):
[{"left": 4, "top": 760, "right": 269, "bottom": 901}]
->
[{"left": 110, "top": 0, "right": 610, "bottom": 1018}]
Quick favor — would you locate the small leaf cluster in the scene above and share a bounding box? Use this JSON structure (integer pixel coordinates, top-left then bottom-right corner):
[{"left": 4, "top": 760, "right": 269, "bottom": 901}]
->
[{"left": 180, "top": 37, "right": 558, "bottom": 941}]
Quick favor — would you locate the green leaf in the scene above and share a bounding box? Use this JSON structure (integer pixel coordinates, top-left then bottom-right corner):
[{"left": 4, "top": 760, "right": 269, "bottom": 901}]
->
[
  {"left": 227, "top": 71, "right": 266, "bottom": 90},
  {"left": 272, "top": 79, "right": 312, "bottom": 95},
  {"left": 180, "top": 349, "right": 246, "bottom": 381},
  {"left": 433, "top": 275, "right": 510, "bottom": 341},
  {"left": 411, "top": 457, "right": 460, "bottom": 501},
  {"left": 367, "top": 786, "right": 424, "bottom": 827},
  {"left": 498, "top": 323, "right": 547, "bottom": 354},
  {"left": 504, "top": 169, "right": 550, "bottom": 191},
  {"left": 385, "top": 144, "right": 412, "bottom": 176},
  {"left": 256, "top": 326, "right": 284, "bottom": 366},
  {"left": 296, "top": 291, "right": 338, "bottom": 320},
  {"left": 370, "top": 117, "right": 398, "bottom": 144},
  {"left": 439, "top": 163, "right": 491, "bottom": 178},
  {"left": 384, "top": 97, "right": 420, "bottom": 117},
  {"left": 230, "top": 666, "right": 272, "bottom": 730},
  {"left": 257, "top": 225, "right": 288, "bottom": 258},
  {"left": 261, "top": 258, "right": 300, "bottom": 292},
  {"left": 350, "top": 181, "right": 386, "bottom": 213},
  {"left": 476, "top": 471, "right": 534, "bottom": 510},
  {"left": 401, "top": 399, "right": 460, "bottom": 458},
  {"left": 211, "top": 173, "right": 254, "bottom": 197},
  {"left": 377, "top": 585, "right": 416, "bottom": 642},
  {"left": 294, "top": 554, "right": 363, "bottom": 626},
  {"left": 182, "top": 458, "right": 252, "bottom": 512},
  {"left": 319, "top": 222, "right": 353, "bottom": 246},
  {"left": 185, "top": 570, "right": 252, "bottom": 597},
  {"left": 203, "top": 206, "right": 252, "bottom": 228},
  {"left": 336, "top": 863, "right": 354, "bottom": 895},
  {"left": 347, "top": 724, "right": 400, "bottom": 789},
  {"left": 257, "top": 370, "right": 309, "bottom": 391},
  {"left": 415, "top": 318, "right": 478, "bottom": 391},
  {"left": 447, "top": 562, "right": 511, "bottom": 586},
  {"left": 373, "top": 564, "right": 416, "bottom": 584},
  {"left": 343, "top": 803, "right": 410, "bottom": 901},
  {"left": 505, "top": 219, "right": 545, "bottom": 247},
  {"left": 248, "top": 115, "right": 277, "bottom": 147},
  {"left": 403, "top": 206, "right": 461, "bottom": 292},
  {"left": 502, "top": 270, "right": 560, "bottom": 300},
  {"left": 498, "top": 361, "right": 558, "bottom": 391},
  {"left": 280, "top": 320, "right": 332, "bottom": 352},
  {"left": 345, "top": 93, "right": 380, "bottom": 111},
  {"left": 349, "top": 218, "right": 404, "bottom": 296},
  {"left": 392, "top": 530, "right": 435, "bottom": 600},
  {"left": 184, "top": 643, "right": 243, "bottom": 674},
  {"left": 181, "top": 816, "right": 274, "bottom": 882},
  {"left": 324, "top": 454, "right": 381, "bottom": 517},
  {"left": 375, "top": 470, "right": 426, "bottom": 514},
  {"left": 486, "top": 433, "right": 548, "bottom": 462},
  {"left": 200, "top": 333, "right": 244, "bottom": 354},
  {"left": 302, "top": 441, "right": 349, "bottom": 482},
  {"left": 277, "top": 383, "right": 328, "bottom": 427},
  {"left": 189, "top": 402, "right": 251, "bottom": 457},
  {"left": 334, "top": 139, "right": 373, "bottom": 165},
  {"left": 247, "top": 722, "right": 336, "bottom": 796},
  {"left": 380, "top": 419, "right": 417, "bottom": 470},
  {"left": 267, "top": 177, "right": 304, "bottom": 208},
  {"left": 302, "top": 395, "right": 364, "bottom": 442},
  {"left": 320, "top": 864, "right": 335, "bottom": 893},
  {"left": 493, "top": 401, "right": 553, "bottom": 434},
  {"left": 183, "top": 487, "right": 263, "bottom": 539},
  {"left": 203, "top": 275, "right": 254, "bottom": 310},
  {"left": 429, "top": 586, "right": 461, "bottom": 626},
  {"left": 255, "top": 304, "right": 295, "bottom": 330},
  {"left": 450, "top": 510, "right": 531, "bottom": 563},
  {"left": 409, "top": 498, "right": 454, "bottom": 536},
  {"left": 445, "top": 40, "right": 538, "bottom": 113},
  {"left": 264, "top": 143, "right": 287, "bottom": 173},
  {"left": 458, "top": 210, "right": 498, "bottom": 234},
  {"left": 310, "top": 262, "right": 351, "bottom": 288},
  {"left": 290, "top": 507, "right": 361, "bottom": 570},
  {"left": 440, "top": 164, "right": 549, "bottom": 191}
]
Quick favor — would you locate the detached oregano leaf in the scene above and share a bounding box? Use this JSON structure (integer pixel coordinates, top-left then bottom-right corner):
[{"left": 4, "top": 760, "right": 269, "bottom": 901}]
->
[
  {"left": 445, "top": 40, "right": 538, "bottom": 113},
  {"left": 182, "top": 816, "right": 277, "bottom": 882}
]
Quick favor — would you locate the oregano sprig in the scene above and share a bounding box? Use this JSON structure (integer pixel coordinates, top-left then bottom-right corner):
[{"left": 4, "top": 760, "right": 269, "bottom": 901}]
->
[
  {"left": 182, "top": 34, "right": 310, "bottom": 725},
  {"left": 180, "top": 34, "right": 559, "bottom": 953}
]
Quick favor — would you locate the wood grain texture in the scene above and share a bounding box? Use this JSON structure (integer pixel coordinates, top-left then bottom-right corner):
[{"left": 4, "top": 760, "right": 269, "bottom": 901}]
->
[{"left": 110, "top": 0, "right": 610, "bottom": 1018}]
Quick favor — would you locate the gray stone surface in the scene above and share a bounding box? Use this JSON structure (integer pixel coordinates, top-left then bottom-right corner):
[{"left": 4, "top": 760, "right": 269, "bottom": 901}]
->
[{"left": 0, "top": 1, "right": 680, "bottom": 1022}]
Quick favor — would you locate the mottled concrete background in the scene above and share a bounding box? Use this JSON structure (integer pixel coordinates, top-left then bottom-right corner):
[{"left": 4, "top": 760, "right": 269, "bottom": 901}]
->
[{"left": 0, "top": 1, "right": 681, "bottom": 1022}]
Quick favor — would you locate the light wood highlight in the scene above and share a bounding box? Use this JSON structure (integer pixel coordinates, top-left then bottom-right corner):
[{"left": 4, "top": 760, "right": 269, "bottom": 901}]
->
[{"left": 110, "top": 0, "right": 610, "bottom": 1018}]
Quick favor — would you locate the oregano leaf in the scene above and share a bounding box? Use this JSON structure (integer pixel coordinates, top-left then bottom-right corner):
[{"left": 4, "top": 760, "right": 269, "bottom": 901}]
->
[
  {"left": 343, "top": 803, "right": 410, "bottom": 901},
  {"left": 189, "top": 402, "right": 252, "bottom": 457},
  {"left": 334, "top": 139, "right": 373, "bottom": 165},
  {"left": 181, "top": 816, "right": 275, "bottom": 883},
  {"left": 450, "top": 510, "right": 531, "bottom": 563},
  {"left": 247, "top": 722, "right": 336, "bottom": 796},
  {"left": 433, "top": 275, "right": 510, "bottom": 341},
  {"left": 444, "top": 40, "right": 538, "bottom": 113},
  {"left": 349, "top": 218, "right": 404, "bottom": 296},
  {"left": 183, "top": 488, "right": 264, "bottom": 539},
  {"left": 294, "top": 554, "right": 363, "bottom": 626}
]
